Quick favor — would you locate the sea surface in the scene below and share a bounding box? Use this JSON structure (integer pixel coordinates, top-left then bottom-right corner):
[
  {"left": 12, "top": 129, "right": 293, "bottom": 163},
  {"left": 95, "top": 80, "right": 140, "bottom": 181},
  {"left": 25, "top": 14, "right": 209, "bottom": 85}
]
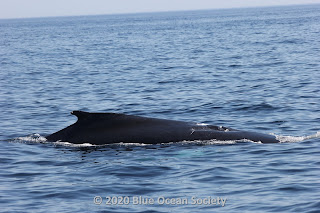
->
[{"left": 1, "top": 4, "right": 320, "bottom": 213}]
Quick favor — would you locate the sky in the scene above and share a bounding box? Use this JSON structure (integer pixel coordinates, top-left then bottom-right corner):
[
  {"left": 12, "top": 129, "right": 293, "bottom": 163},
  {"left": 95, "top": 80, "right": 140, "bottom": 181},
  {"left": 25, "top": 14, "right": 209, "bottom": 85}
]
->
[{"left": 0, "top": 0, "right": 320, "bottom": 19}]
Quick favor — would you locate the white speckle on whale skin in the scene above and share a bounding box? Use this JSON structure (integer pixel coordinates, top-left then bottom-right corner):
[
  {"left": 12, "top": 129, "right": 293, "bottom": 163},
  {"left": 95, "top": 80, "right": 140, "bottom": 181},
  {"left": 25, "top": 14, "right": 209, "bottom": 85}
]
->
[
  {"left": 218, "top": 126, "right": 230, "bottom": 132},
  {"left": 190, "top": 128, "right": 195, "bottom": 135}
]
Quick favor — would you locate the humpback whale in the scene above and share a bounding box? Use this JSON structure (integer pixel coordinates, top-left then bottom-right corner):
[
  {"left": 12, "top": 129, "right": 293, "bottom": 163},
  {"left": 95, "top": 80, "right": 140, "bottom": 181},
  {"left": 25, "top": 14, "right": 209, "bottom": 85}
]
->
[{"left": 46, "top": 111, "right": 280, "bottom": 144}]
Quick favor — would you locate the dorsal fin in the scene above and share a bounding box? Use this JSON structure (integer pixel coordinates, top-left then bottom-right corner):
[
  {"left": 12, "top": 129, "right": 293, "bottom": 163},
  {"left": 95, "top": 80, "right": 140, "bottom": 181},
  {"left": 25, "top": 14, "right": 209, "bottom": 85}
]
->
[
  {"left": 71, "top": 111, "right": 90, "bottom": 120},
  {"left": 69, "top": 110, "right": 180, "bottom": 126},
  {"left": 71, "top": 110, "right": 125, "bottom": 121}
]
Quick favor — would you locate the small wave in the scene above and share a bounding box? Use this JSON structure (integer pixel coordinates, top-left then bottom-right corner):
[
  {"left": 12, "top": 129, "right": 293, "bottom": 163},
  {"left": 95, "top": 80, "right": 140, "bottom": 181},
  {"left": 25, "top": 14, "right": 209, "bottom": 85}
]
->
[
  {"left": 12, "top": 134, "right": 95, "bottom": 147},
  {"left": 277, "top": 39, "right": 303, "bottom": 44},
  {"left": 228, "top": 64, "right": 242, "bottom": 68},
  {"left": 11, "top": 132, "right": 319, "bottom": 147},
  {"left": 196, "top": 123, "right": 209, "bottom": 126},
  {"left": 274, "top": 131, "right": 320, "bottom": 143},
  {"left": 14, "top": 133, "right": 47, "bottom": 143},
  {"left": 53, "top": 140, "right": 240, "bottom": 147},
  {"left": 53, "top": 141, "right": 97, "bottom": 147},
  {"left": 53, "top": 139, "right": 245, "bottom": 147},
  {"left": 178, "top": 139, "right": 240, "bottom": 145},
  {"left": 236, "top": 102, "right": 278, "bottom": 112}
]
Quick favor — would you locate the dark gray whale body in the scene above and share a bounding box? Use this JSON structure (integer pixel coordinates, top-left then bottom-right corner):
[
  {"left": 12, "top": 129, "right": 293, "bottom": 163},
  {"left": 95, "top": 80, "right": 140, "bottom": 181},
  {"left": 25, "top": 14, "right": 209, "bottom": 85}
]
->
[{"left": 46, "top": 111, "right": 280, "bottom": 144}]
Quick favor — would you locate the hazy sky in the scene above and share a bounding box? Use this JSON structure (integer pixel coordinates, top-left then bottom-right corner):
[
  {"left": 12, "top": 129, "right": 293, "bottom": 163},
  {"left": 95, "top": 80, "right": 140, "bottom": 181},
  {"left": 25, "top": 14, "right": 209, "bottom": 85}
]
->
[{"left": 0, "top": 0, "right": 319, "bottom": 19}]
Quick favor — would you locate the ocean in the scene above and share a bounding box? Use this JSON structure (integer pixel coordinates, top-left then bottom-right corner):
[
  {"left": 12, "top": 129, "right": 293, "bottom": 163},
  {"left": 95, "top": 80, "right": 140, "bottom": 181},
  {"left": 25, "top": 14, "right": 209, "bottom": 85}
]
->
[{"left": 0, "top": 4, "right": 320, "bottom": 212}]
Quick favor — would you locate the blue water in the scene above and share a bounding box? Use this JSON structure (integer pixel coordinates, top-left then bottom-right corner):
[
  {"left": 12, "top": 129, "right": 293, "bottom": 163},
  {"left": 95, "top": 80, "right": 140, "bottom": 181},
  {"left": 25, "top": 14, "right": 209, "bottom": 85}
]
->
[{"left": 1, "top": 4, "right": 320, "bottom": 212}]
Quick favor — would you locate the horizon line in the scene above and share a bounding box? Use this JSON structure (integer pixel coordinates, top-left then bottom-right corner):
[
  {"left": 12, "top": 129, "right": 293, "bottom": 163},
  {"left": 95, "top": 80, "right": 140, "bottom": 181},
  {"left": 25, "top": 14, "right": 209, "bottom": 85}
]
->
[{"left": 0, "top": 3, "right": 318, "bottom": 20}]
